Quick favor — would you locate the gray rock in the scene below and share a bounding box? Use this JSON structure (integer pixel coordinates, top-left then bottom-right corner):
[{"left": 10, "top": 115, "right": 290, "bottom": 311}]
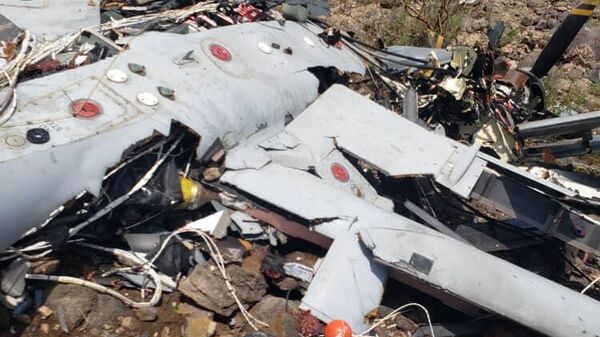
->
[
  {"left": 161, "top": 326, "right": 172, "bottom": 337},
  {"left": 119, "top": 316, "right": 139, "bottom": 330},
  {"left": 177, "top": 303, "right": 214, "bottom": 319},
  {"left": 179, "top": 263, "right": 267, "bottom": 316},
  {"left": 554, "top": 78, "right": 572, "bottom": 92},
  {"left": 567, "top": 67, "right": 586, "bottom": 79},
  {"left": 535, "top": 20, "right": 547, "bottom": 30},
  {"left": 243, "top": 332, "right": 277, "bottom": 337},
  {"left": 521, "top": 16, "right": 536, "bottom": 26},
  {"left": 472, "top": 18, "right": 489, "bottom": 31},
  {"left": 462, "top": 17, "right": 475, "bottom": 33},
  {"left": 185, "top": 314, "right": 216, "bottom": 337},
  {"left": 268, "top": 312, "right": 298, "bottom": 337},
  {"left": 134, "top": 307, "right": 158, "bottom": 322},
  {"left": 248, "top": 295, "right": 297, "bottom": 326},
  {"left": 87, "top": 294, "right": 128, "bottom": 329},
  {"left": 555, "top": 1, "right": 568, "bottom": 11},
  {"left": 238, "top": 296, "right": 300, "bottom": 334},
  {"left": 588, "top": 67, "right": 600, "bottom": 84},
  {"left": 45, "top": 284, "right": 97, "bottom": 331},
  {"left": 521, "top": 36, "right": 538, "bottom": 50},
  {"left": 527, "top": 0, "right": 544, "bottom": 8}
]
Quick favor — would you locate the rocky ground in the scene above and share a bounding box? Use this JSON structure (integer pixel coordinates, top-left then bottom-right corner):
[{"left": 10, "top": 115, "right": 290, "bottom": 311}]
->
[
  {"left": 329, "top": 0, "right": 600, "bottom": 114},
  {"left": 328, "top": 0, "right": 600, "bottom": 173}
]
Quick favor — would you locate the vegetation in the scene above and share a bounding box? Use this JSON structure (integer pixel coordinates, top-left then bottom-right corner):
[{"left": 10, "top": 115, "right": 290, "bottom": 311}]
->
[
  {"left": 544, "top": 68, "right": 600, "bottom": 114},
  {"left": 380, "top": 0, "right": 465, "bottom": 46}
]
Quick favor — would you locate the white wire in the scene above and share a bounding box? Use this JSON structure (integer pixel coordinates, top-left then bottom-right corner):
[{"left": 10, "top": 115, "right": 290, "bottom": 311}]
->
[
  {"left": 26, "top": 242, "right": 162, "bottom": 308},
  {"left": 68, "top": 135, "right": 182, "bottom": 237},
  {"left": 356, "top": 303, "right": 435, "bottom": 337},
  {"left": 581, "top": 275, "right": 600, "bottom": 294},
  {"left": 146, "top": 227, "right": 268, "bottom": 330}
]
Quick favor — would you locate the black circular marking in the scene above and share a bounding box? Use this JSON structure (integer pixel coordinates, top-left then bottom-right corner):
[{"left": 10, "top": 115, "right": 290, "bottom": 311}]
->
[{"left": 26, "top": 128, "right": 50, "bottom": 144}]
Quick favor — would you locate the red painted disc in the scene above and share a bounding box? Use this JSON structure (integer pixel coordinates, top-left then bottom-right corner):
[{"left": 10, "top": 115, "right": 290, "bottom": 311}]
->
[
  {"left": 71, "top": 99, "right": 101, "bottom": 118},
  {"left": 324, "top": 320, "right": 352, "bottom": 337},
  {"left": 210, "top": 44, "right": 231, "bottom": 62},
  {"left": 331, "top": 163, "right": 350, "bottom": 183}
]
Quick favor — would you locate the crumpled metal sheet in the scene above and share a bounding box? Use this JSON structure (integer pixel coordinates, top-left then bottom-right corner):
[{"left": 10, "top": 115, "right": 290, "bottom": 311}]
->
[
  {"left": 221, "top": 162, "right": 600, "bottom": 337},
  {"left": 301, "top": 229, "right": 386, "bottom": 332},
  {"left": 0, "top": 0, "right": 100, "bottom": 41},
  {"left": 0, "top": 22, "right": 365, "bottom": 252},
  {"left": 0, "top": 14, "right": 21, "bottom": 42},
  {"left": 283, "top": 84, "right": 487, "bottom": 198},
  {"left": 221, "top": 85, "right": 600, "bottom": 336},
  {"left": 361, "top": 224, "right": 600, "bottom": 337}
]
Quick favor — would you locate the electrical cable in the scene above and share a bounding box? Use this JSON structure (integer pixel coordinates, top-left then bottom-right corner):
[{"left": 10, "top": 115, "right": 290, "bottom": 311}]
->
[
  {"left": 581, "top": 275, "right": 600, "bottom": 294},
  {"left": 342, "top": 35, "right": 430, "bottom": 64},
  {"left": 427, "top": 179, "right": 546, "bottom": 241},
  {"left": 145, "top": 226, "right": 268, "bottom": 330},
  {"left": 350, "top": 41, "right": 450, "bottom": 72},
  {"left": 26, "top": 242, "right": 162, "bottom": 308},
  {"left": 68, "top": 135, "right": 183, "bottom": 237},
  {"left": 356, "top": 303, "right": 435, "bottom": 337}
]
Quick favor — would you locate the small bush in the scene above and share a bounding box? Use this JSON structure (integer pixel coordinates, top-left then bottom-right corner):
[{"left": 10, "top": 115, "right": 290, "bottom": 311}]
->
[{"left": 380, "top": 0, "right": 465, "bottom": 46}]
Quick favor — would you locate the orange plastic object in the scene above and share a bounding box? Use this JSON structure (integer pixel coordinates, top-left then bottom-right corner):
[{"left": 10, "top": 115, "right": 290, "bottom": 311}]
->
[{"left": 324, "top": 320, "right": 353, "bottom": 337}]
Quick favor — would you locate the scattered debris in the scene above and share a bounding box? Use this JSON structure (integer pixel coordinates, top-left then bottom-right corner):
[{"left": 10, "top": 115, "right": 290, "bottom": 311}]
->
[{"left": 0, "top": 1, "right": 599, "bottom": 337}]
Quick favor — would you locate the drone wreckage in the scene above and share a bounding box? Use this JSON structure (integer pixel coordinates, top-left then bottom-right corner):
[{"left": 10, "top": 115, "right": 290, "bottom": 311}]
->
[{"left": 0, "top": 0, "right": 600, "bottom": 336}]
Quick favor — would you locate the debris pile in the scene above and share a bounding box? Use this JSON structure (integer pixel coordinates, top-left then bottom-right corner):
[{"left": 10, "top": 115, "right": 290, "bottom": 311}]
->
[{"left": 0, "top": 1, "right": 599, "bottom": 337}]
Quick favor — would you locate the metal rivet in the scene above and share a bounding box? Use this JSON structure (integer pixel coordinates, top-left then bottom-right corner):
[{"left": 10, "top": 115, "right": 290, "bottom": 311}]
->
[
  {"left": 157, "top": 86, "right": 175, "bottom": 100},
  {"left": 352, "top": 186, "right": 364, "bottom": 198},
  {"left": 70, "top": 99, "right": 102, "bottom": 118},
  {"left": 106, "top": 69, "right": 128, "bottom": 83},
  {"left": 257, "top": 42, "right": 272, "bottom": 54},
  {"left": 26, "top": 128, "right": 50, "bottom": 144},
  {"left": 128, "top": 63, "right": 146, "bottom": 76},
  {"left": 210, "top": 44, "right": 231, "bottom": 62},
  {"left": 4, "top": 135, "right": 26, "bottom": 147},
  {"left": 303, "top": 36, "right": 315, "bottom": 47},
  {"left": 137, "top": 92, "right": 158, "bottom": 106}
]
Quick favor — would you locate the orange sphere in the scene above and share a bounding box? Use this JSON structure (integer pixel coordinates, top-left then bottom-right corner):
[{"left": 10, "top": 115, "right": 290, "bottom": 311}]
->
[{"left": 324, "top": 320, "right": 353, "bottom": 337}]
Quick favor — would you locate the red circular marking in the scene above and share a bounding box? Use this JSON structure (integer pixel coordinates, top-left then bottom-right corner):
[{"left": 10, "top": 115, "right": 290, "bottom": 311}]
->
[
  {"left": 324, "top": 320, "right": 352, "bottom": 337},
  {"left": 210, "top": 44, "right": 231, "bottom": 62},
  {"left": 70, "top": 99, "right": 101, "bottom": 118},
  {"left": 331, "top": 163, "right": 349, "bottom": 183}
]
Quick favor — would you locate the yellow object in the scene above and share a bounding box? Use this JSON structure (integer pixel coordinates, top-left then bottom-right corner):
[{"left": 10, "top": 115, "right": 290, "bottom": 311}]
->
[
  {"left": 571, "top": 0, "right": 600, "bottom": 16},
  {"left": 428, "top": 31, "right": 445, "bottom": 49},
  {"left": 571, "top": 8, "right": 594, "bottom": 16},
  {"left": 180, "top": 177, "right": 196, "bottom": 205}
]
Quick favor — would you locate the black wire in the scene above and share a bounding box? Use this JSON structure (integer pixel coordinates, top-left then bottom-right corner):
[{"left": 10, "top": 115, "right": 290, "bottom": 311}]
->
[
  {"left": 370, "top": 68, "right": 403, "bottom": 100},
  {"left": 343, "top": 35, "right": 430, "bottom": 64},
  {"left": 427, "top": 178, "right": 546, "bottom": 241},
  {"left": 371, "top": 51, "right": 452, "bottom": 72},
  {"left": 428, "top": 181, "right": 600, "bottom": 291},
  {"left": 285, "top": 288, "right": 293, "bottom": 313},
  {"left": 454, "top": 194, "right": 546, "bottom": 241},
  {"left": 308, "top": 18, "right": 450, "bottom": 72}
]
